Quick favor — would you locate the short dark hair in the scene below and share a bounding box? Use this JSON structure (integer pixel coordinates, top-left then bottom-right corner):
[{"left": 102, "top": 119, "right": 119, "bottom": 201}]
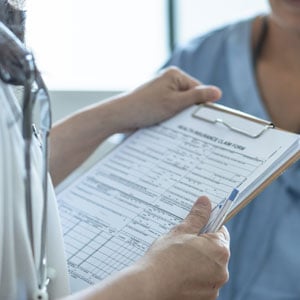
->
[{"left": 0, "top": 0, "right": 26, "bottom": 41}]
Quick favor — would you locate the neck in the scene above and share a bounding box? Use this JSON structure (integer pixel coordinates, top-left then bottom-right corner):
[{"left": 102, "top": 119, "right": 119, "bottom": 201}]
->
[
  {"left": 252, "top": 15, "right": 300, "bottom": 133},
  {"left": 261, "top": 15, "right": 300, "bottom": 71}
]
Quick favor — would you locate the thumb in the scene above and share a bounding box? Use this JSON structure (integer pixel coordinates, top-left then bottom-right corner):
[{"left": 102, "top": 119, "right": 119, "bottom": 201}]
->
[
  {"left": 176, "top": 196, "right": 212, "bottom": 234},
  {"left": 181, "top": 85, "right": 222, "bottom": 106}
]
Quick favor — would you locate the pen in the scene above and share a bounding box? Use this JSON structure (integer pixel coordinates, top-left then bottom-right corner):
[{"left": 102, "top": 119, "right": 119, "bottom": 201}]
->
[{"left": 199, "top": 188, "right": 239, "bottom": 234}]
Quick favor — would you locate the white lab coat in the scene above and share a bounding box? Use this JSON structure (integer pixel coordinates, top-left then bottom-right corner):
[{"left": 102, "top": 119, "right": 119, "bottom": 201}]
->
[{"left": 0, "top": 81, "right": 70, "bottom": 299}]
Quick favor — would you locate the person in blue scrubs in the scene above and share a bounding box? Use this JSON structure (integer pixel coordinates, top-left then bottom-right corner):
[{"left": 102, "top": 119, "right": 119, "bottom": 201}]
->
[{"left": 165, "top": 0, "right": 300, "bottom": 299}]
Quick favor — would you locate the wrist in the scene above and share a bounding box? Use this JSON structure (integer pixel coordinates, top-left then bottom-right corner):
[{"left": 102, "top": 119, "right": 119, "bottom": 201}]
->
[
  {"left": 106, "top": 258, "right": 169, "bottom": 300},
  {"left": 103, "top": 261, "right": 160, "bottom": 300},
  {"left": 131, "top": 257, "right": 174, "bottom": 300},
  {"left": 122, "top": 262, "right": 159, "bottom": 300},
  {"left": 90, "top": 99, "right": 126, "bottom": 136},
  {"left": 103, "top": 92, "right": 143, "bottom": 133}
]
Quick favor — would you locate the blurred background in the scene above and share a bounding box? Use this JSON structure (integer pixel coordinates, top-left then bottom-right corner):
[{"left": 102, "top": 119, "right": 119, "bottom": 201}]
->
[{"left": 25, "top": 0, "right": 270, "bottom": 122}]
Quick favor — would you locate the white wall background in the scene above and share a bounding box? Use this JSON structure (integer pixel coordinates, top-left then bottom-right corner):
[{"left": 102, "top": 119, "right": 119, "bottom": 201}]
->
[
  {"left": 26, "top": 0, "right": 168, "bottom": 91},
  {"left": 26, "top": 0, "right": 270, "bottom": 91}
]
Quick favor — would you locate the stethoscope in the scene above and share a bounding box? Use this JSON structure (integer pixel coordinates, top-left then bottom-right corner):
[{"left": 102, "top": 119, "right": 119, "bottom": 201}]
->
[{"left": 0, "top": 21, "right": 52, "bottom": 299}]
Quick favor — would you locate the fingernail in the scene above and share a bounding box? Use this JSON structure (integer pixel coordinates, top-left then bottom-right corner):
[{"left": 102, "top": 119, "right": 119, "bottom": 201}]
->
[{"left": 196, "top": 196, "right": 210, "bottom": 207}]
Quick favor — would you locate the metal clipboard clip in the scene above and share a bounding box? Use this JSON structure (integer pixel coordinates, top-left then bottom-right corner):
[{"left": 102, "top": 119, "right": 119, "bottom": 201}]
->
[{"left": 192, "top": 103, "right": 275, "bottom": 138}]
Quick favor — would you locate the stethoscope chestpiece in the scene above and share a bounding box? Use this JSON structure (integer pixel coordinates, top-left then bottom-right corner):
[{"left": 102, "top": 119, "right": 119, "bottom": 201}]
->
[
  {"left": 32, "top": 267, "right": 56, "bottom": 300},
  {"left": 33, "top": 288, "right": 48, "bottom": 300}
]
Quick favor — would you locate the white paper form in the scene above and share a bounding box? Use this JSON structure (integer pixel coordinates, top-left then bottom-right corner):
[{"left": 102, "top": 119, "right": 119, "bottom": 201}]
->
[{"left": 57, "top": 105, "right": 299, "bottom": 292}]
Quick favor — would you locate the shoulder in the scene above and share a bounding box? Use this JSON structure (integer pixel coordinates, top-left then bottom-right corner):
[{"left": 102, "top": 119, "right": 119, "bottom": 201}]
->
[{"left": 171, "top": 17, "right": 254, "bottom": 61}]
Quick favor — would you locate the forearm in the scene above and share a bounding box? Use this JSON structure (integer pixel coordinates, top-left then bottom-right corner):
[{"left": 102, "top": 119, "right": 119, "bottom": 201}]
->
[
  {"left": 49, "top": 68, "right": 221, "bottom": 186},
  {"left": 63, "top": 264, "right": 157, "bottom": 300},
  {"left": 49, "top": 96, "right": 128, "bottom": 186}
]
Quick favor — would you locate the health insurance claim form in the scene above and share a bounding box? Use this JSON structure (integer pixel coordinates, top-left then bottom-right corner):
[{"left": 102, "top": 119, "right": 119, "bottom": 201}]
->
[{"left": 57, "top": 104, "right": 299, "bottom": 292}]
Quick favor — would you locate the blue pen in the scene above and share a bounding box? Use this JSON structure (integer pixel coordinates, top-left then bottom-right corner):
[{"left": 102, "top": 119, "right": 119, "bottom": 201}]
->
[{"left": 200, "top": 188, "right": 239, "bottom": 234}]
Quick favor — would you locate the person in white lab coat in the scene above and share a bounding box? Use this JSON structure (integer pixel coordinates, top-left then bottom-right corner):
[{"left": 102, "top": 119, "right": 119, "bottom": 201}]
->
[{"left": 0, "top": 1, "right": 230, "bottom": 299}]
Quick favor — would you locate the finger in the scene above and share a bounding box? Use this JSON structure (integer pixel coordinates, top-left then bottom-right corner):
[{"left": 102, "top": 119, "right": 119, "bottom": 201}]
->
[
  {"left": 160, "top": 66, "right": 203, "bottom": 88},
  {"left": 176, "top": 69, "right": 203, "bottom": 89},
  {"left": 177, "top": 196, "right": 212, "bottom": 234},
  {"left": 182, "top": 85, "right": 222, "bottom": 106},
  {"left": 215, "top": 225, "right": 230, "bottom": 244},
  {"left": 209, "top": 226, "right": 231, "bottom": 267}
]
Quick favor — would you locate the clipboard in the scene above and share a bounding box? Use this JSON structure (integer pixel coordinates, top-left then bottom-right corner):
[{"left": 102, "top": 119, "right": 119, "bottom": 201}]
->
[
  {"left": 57, "top": 102, "right": 300, "bottom": 289},
  {"left": 192, "top": 103, "right": 300, "bottom": 224},
  {"left": 192, "top": 103, "right": 275, "bottom": 138}
]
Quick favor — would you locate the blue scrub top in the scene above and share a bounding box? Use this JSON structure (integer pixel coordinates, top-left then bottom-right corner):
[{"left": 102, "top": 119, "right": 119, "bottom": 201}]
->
[{"left": 165, "top": 18, "right": 300, "bottom": 300}]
